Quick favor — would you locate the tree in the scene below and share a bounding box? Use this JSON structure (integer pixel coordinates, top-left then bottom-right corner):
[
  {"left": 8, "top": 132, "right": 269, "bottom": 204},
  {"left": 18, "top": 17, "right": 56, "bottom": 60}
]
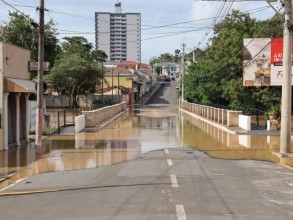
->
[
  {"left": 184, "top": 10, "right": 284, "bottom": 111},
  {"left": 46, "top": 36, "right": 106, "bottom": 108},
  {"left": 0, "top": 12, "right": 61, "bottom": 65},
  {"left": 47, "top": 53, "right": 100, "bottom": 108},
  {"left": 149, "top": 53, "right": 175, "bottom": 66}
]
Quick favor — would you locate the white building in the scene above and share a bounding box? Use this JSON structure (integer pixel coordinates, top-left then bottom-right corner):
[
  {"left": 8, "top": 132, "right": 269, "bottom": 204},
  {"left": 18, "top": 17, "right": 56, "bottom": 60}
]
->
[{"left": 95, "top": 2, "right": 141, "bottom": 62}]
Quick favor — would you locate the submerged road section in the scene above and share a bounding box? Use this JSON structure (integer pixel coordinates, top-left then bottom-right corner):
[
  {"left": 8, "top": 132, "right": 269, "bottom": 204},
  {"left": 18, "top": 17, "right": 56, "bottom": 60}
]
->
[{"left": 0, "top": 148, "right": 293, "bottom": 219}]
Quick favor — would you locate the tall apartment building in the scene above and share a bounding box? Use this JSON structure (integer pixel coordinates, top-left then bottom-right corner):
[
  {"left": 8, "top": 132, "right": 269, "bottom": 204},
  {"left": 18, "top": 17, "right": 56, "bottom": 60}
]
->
[{"left": 95, "top": 2, "right": 141, "bottom": 62}]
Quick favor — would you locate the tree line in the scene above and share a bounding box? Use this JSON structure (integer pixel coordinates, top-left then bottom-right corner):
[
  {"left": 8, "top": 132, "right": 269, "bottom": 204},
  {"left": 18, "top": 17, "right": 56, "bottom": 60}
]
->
[
  {"left": 0, "top": 12, "right": 107, "bottom": 108},
  {"left": 0, "top": 10, "right": 287, "bottom": 115},
  {"left": 151, "top": 10, "right": 285, "bottom": 116}
]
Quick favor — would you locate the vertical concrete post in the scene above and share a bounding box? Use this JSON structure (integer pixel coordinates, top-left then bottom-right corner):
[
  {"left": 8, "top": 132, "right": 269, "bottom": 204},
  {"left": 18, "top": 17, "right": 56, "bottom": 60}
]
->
[
  {"left": 16, "top": 93, "right": 21, "bottom": 146},
  {"left": 25, "top": 94, "right": 30, "bottom": 143},
  {"left": 3, "top": 93, "right": 9, "bottom": 150}
]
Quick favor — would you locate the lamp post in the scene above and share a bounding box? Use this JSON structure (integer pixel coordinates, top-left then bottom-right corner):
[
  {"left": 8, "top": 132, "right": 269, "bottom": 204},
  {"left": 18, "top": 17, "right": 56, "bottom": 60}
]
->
[
  {"left": 117, "top": 72, "right": 120, "bottom": 103},
  {"left": 102, "top": 65, "right": 104, "bottom": 103},
  {"left": 96, "top": 57, "right": 105, "bottom": 103},
  {"left": 111, "top": 66, "right": 114, "bottom": 103},
  {"left": 181, "top": 43, "right": 186, "bottom": 104}
]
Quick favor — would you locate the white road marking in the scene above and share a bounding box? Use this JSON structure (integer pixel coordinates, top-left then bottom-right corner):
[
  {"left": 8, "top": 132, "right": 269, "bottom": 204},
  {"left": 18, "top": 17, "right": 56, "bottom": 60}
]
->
[
  {"left": 0, "top": 178, "right": 26, "bottom": 191},
  {"left": 167, "top": 159, "right": 173, "bottom": 166},
  {"left": 176, "top": 204, "right": 186, "bottom": 220},
  {"left": 164, "top": 149, "right": 169, "bottom": 154},
  {"left": 170, "top": 174, "right": 178, "bottom": 188}
]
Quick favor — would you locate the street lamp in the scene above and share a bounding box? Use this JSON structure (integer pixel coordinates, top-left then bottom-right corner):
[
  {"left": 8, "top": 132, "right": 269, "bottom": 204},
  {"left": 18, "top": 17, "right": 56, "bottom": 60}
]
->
[
  {"left": 96, "top": 57, "right": 106, "bottom": 103},
  {"left": 117, "top": 71, "right": 120, "bottom": 103},
  {"left": 111, "top": 66, "right": 114, "bottom": 103},
  {"left": 175, "top": 49, "right": 180, "bottom": 63}
]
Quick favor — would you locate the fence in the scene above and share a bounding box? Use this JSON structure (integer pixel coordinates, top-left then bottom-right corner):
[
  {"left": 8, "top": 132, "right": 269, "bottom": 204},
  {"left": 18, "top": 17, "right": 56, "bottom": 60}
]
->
[
  {"left": 181, "top": 101, "right": 266, "bottom": 127},
  {"left": 46, "top": 109, "right": 82, "bottom": 133},
  {"left": 181, "top": 101, "right": 241, "bottom": 127}
]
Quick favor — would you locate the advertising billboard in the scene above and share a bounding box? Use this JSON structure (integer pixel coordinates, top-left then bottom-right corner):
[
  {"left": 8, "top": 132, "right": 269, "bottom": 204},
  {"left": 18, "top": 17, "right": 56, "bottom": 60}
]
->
[{"left": 243, "top": 38, "right": 293, "bottom": 86}]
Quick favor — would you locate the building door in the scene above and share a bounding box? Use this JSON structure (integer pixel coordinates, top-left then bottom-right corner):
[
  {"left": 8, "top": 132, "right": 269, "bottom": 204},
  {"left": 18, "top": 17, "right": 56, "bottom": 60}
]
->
[
  {"left": 19, "top": 94, "right": 26, "bottom": 142},
  {"left": 8, "top": 93, "right": 16, "bottom": 145}
]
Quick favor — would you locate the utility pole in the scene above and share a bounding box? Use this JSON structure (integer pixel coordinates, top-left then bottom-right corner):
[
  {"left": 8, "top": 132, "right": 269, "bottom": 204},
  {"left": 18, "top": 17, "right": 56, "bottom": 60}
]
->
[
  {"left": 280, "top": 0, "right": 292, "bottom": 156},
  {"left": 181, "top": 43, "right": 186, "bottom": 103},
  {"left": 35, "top": 0, "right": 45, "bottom": 152}
]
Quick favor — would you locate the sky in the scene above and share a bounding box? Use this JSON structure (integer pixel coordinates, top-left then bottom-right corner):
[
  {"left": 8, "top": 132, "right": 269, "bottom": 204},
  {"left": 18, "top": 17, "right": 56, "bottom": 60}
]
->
[{"left": 0, "top": 0, "right": 283, "bottom": 63}]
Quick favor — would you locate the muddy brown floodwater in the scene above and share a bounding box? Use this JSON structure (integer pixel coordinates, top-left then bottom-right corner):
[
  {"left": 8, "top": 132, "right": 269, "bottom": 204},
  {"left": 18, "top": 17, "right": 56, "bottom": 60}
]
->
[{"left": 1, "top": 105, "right": 292, "bottom": 190}]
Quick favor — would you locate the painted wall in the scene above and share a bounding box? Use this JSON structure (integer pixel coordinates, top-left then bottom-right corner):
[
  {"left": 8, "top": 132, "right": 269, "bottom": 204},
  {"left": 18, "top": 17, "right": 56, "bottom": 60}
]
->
[{"left": 0, "top": 42, "right": 30, "bottom": 79}]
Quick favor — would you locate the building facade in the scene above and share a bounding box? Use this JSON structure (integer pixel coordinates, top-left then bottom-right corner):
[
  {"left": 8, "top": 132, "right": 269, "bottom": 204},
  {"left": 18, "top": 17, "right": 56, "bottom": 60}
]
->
[
  {"left": 95, "top": 2, "right": 141, "bottom": 63},
  {"left": 0, "top": 42, "right": 35, "bottom": 150}
]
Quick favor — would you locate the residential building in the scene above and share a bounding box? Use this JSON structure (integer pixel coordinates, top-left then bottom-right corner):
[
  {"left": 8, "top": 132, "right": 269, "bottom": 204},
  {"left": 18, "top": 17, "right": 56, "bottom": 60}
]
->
[
  {"left": 0, "top": 42, "right": 35, "bottom": 150},
  {"left": 95, "top": 2, "right": 141, "bottom": 62}
]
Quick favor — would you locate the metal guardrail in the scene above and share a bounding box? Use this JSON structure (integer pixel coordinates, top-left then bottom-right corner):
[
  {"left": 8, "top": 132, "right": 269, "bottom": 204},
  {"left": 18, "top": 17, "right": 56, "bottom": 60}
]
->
[{"left": 46, "top": 109, "right": 82, "bottom": 134}]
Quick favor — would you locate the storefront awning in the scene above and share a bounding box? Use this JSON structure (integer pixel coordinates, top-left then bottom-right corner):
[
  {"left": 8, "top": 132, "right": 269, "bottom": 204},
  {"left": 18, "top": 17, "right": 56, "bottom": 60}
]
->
[{"left": 4, "top": 78, "right": 36, "bottom": 93}]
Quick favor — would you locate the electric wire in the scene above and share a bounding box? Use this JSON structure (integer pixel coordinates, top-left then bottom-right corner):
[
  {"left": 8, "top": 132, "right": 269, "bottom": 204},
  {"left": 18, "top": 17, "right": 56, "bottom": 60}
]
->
[
  {"left": 190, "top": 1, "right": 281, "bottom": 66},
  {"left": 0, "top": 0, "right": 280, "bottom": 44},
  {"left": 0, "top": 0, "right": 283, "bottom": 64}
]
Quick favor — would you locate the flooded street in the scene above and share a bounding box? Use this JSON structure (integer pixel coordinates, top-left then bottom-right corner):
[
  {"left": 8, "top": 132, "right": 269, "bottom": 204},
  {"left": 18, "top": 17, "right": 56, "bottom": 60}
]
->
[{"left": 1, "top": 104, "right": 293, "bottom": 190}]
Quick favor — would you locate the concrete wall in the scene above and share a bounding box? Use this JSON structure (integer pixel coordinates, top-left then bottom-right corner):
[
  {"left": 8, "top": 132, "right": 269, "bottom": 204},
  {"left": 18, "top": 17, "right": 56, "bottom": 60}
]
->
[
  {"left": 238, "top": 115, "right": 251, "bottom": 131},
  {"left": 104, "top": 75, "right": 135, "bottom": 89},
  {"left": 75, "top": 115, "right": 85, "bottom": 133},
  {"left": 82, "top": 102, "right": 128, "bottom": 128},
  {"left": 0, "top": 42, "right": 30, "bottom": 79},
  {"left": 227, "top": 111, "right": 243, "bottom": 127}
]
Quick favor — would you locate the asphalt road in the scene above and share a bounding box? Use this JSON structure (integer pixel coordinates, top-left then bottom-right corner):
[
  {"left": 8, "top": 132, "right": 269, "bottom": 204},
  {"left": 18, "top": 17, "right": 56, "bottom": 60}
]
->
[
  {"left": 146, "top": 80, "right": 178, "bottom": 106},
  {"left": 0, "top": 148, "right": 292, "bottom": 220},
  {"left": 1, "top": 79, "right": 292, "bottom": 219}
]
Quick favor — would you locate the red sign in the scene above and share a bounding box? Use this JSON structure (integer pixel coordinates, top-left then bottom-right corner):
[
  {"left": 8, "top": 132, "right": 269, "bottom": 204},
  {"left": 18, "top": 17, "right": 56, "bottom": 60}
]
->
[{"left": 271, "top": 38, "right": 293, "bottom": 65}]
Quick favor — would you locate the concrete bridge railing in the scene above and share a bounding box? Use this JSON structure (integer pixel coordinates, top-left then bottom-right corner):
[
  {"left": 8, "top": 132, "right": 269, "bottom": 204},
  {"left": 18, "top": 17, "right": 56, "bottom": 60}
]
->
[
  {"left": 181, "top": 101, "right": 242, "bottom": 127},
  {"left": 75, "top": 102, "right": 128, "bottom": 132}
]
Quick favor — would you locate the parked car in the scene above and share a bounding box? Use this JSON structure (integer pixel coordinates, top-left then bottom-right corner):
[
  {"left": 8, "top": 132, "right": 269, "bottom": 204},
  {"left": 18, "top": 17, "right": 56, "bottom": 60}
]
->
[{"left": 164, "top": 75, "right": 171, "bottom": 82}]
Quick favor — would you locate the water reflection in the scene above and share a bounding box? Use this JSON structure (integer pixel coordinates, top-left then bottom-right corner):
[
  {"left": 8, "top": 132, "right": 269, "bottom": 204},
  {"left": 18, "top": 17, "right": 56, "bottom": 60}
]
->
[
  {"left": 180, "top": 112, "right": 293, "bottom": 166},
  {"left": 1, "top": 106, "right": 293, "bottom": 190},
  {"left": 0, "top": 107, "right": 180, "bottom": 190}
]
